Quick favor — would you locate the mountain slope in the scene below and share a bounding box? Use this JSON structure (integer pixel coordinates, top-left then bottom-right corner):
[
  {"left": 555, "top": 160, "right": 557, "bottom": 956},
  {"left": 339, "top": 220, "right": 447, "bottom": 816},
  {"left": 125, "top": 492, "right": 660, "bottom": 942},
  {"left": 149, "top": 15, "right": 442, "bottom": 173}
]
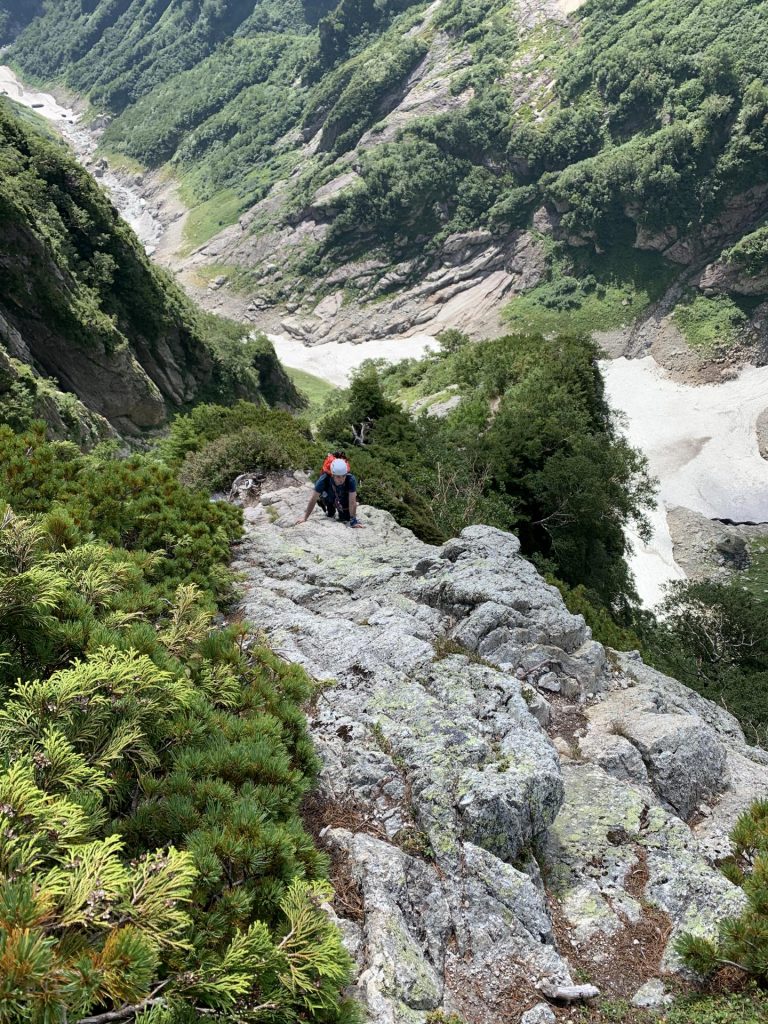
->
[
  {"left": 0, "top": 0, "right": 41, "bottom": 41},
  {"left": 0, "top": 98, "right": 298, "bottom": 439},
  {"left": 8, "top": 0, "right": 768, "bottom": 363},
  {"left": 235, "top": 472, "right": 768, "bottom": 1021}
]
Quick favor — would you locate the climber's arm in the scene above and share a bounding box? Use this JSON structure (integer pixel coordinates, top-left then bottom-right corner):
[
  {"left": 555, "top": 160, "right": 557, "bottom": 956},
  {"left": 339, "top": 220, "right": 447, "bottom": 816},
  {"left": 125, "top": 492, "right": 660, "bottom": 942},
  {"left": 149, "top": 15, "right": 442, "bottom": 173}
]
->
[
  {"left": 348, "top": 490, "right": 364, "bottom": 528},
  {"left": 296, "top": 482, "right": 322, "bottom": 524}
]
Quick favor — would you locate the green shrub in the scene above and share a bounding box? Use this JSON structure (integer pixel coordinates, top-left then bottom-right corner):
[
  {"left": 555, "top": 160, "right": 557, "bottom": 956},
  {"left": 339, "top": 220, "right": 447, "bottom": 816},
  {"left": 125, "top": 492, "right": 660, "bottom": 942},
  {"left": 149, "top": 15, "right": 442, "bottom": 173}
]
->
[
  {"left": 0, "top": 441, "right": 356, "bottom": 1021},
  {"left": 726, "top": 225, "right": 768, "bottom": 275},
  {"left": 672, "top": 293, "right": 748, "bottom": 350},
  {"left": 179, "top": 423, "right": 321, "bottom": 492},
  {"left": 160, "top": 401, "right": 314, "bottom": 468},
  {"left": 0, "top": 424, "right": 243, "bottom": 601},
  {"left": 645, "top": 580, "right": 768, "bottom": 745},
  {"left": 677, "top": 802, "right": 768, "bottom": 989}
]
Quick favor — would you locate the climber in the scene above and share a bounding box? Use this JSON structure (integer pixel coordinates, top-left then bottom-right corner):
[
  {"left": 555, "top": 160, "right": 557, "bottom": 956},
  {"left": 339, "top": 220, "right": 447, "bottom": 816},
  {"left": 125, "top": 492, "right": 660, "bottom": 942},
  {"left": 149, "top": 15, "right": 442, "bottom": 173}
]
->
[{"left": 296, "top": 457, "right": 364, "bottom": 528}]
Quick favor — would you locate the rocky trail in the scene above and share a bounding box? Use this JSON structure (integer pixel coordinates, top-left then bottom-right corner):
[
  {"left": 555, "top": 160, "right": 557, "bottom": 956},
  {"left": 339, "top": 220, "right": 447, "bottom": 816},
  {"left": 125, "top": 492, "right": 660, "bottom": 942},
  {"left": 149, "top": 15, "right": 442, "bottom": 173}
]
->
[{"left": 232, "top": 474, "right": 768, "bottom": 1023}]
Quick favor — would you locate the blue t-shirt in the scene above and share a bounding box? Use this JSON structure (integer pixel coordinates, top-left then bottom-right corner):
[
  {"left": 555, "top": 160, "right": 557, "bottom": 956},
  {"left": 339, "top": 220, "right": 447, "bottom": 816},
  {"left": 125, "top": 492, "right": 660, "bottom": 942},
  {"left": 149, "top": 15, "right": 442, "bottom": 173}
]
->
[{"left": 315, "top": 472, "right": 357, "bottom": 511}]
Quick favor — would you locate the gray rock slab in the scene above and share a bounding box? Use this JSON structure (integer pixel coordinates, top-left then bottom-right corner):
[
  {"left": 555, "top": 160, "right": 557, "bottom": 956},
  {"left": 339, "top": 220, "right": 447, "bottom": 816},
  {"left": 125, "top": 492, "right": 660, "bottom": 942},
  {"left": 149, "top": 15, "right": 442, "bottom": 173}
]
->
[
  {"left": 234, "top": 480, "right": 768, "bottom": 1021},
  {"left": 549, "top": 764, "right": 746, "bottom": 968},
  {"left": 235, "top": 486, "right": 592, "bottom": 1019}
]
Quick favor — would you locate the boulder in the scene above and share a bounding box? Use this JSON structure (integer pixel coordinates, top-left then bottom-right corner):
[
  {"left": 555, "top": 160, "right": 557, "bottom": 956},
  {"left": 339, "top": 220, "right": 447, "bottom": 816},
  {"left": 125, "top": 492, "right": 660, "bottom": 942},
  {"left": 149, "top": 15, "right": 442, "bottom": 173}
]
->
[
  {"left": 614, "top": 712, "right": 728, "bottom": 819},
  {"left": 549, "top": 764, "right": 746, "bottom": 970}
]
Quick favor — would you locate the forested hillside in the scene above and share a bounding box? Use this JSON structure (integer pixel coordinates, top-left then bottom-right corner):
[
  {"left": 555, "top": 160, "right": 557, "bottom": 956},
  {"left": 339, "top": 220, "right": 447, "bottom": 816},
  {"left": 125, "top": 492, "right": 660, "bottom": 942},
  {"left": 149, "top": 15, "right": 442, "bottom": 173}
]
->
[
  {"left": 0, "top": 98, "right": 298, "bottom": 439},
  {"left": 7, "top": 0, "right": 768, "bottom": 355},
  {"left": 0, "top": 0, "right": 41, "bottom": 41}
]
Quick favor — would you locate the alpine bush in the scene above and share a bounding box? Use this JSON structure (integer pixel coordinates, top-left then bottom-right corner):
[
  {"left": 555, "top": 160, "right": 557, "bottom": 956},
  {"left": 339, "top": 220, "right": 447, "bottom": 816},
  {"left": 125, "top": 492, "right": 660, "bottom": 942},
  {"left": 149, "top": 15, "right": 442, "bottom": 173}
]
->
[
  {"left": 179, "top": 422, "right": 321, "bottom": 492},
  {"left": 0, "top": 432, "right": 357, "bottom": 1022}
]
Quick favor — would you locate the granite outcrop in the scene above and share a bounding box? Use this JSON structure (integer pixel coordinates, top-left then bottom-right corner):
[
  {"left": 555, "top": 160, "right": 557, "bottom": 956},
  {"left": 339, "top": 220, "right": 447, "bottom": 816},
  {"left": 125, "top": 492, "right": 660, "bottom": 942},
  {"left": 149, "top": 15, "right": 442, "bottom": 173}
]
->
[{"left": 233, "top": 476, "right": 768, "bottom": 1022}]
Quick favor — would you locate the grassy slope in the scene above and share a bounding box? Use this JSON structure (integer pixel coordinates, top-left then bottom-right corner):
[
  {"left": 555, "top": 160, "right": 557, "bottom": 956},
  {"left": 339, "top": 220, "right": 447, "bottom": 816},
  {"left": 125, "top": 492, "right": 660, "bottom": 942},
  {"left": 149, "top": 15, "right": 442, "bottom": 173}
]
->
[
  {"left": 503, "top": 248, "right": 677, "bottom": 336},
  {"left": 285, "top": 366, "right": 339, "bottom": 421},
  {"left": 742, "top": 539, "right": 768, "bottom": 602}
]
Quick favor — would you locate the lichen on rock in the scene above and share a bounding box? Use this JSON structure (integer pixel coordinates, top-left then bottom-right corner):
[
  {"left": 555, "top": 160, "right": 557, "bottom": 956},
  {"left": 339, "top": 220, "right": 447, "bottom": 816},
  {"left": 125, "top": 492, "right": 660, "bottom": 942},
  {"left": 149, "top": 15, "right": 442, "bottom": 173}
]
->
[{"left": 234, "top": 477, "right": 768, "bottom": 1022}]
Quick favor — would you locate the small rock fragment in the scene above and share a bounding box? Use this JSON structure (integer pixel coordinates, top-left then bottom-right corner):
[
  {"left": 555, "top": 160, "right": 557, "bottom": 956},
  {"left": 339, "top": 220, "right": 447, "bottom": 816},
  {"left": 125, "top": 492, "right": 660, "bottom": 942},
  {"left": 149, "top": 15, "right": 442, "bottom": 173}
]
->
[
  {"left": 631, "top": 978, "right": 673, "bottom": 1009},
  {"left": 521, "top": 1003, "right": 557, "bottom": 1024}
]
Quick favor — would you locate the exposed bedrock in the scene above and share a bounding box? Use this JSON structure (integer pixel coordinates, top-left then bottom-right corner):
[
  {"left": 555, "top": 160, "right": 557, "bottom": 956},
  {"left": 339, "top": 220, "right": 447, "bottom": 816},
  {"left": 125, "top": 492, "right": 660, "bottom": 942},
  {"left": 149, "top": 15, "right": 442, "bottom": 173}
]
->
[{"left": 234, "top": 476, "right": 768, "bottom": 1022}]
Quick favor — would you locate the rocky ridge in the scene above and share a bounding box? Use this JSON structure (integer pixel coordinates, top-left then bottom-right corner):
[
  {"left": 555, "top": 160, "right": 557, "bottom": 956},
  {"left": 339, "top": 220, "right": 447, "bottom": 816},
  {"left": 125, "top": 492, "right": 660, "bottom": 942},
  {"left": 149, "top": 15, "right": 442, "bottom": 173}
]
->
[{"left": 233, "top": 475, "right": 768, "bottom": 1023}]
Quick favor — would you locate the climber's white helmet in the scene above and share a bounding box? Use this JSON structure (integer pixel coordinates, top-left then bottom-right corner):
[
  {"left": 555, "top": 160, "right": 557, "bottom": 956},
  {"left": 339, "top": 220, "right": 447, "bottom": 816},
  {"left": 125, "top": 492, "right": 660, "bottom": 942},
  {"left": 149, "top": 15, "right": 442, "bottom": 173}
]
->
[{"left": 330, "top": 458, "right": 348, "bottom": 476}]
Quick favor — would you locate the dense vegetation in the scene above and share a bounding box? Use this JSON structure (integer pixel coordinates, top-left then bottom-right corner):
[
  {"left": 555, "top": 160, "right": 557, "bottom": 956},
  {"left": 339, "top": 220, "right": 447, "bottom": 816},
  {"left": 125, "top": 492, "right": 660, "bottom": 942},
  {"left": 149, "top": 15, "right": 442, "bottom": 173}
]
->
[
  {"left": 0, "top": 0, "right": 40, "bottom": 41},
  {"left": 371, "top": 332, "right": 654, "bottom": 611},
  {"left": 0, "top": 423, "right": 356, "bottom": 1022},
  {"left": 322, "top": 0, "right": 768, "bottom": 254},
  {"left": 10, "top": 0, "right": 768, "bottom": 329},
  {"left": 0, "top": 98, "right": 297, "bottom": 438},
  {"left": 644, "top": 580, "right": 768, "bottom": 747}
]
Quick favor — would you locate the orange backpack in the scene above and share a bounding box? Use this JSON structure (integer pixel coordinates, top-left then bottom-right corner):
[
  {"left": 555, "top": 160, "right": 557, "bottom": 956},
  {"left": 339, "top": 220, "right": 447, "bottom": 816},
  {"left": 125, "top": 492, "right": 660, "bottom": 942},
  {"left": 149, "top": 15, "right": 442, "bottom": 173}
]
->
[{"left": 322, "top": 451, "right": 351, "bottom": 475}]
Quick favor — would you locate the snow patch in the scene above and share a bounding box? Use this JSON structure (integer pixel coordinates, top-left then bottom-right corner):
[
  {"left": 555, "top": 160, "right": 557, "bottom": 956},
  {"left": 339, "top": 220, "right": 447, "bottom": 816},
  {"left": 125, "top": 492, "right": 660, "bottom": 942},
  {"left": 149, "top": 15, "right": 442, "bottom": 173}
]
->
[
  {"left": 267, "top": 332, "right": 440, "bottom": 387},
  {"left": 602, "top": 356, "right": 768, "bottom": 608}
]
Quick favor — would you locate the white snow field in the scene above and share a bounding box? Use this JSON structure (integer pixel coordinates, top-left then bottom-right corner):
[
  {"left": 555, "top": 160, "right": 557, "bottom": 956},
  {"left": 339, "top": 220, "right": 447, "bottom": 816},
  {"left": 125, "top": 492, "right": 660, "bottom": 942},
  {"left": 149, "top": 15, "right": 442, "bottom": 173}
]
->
[
  {"left": 602, "top": 357, "right": 768, "bottom": 607},
  {"left": 267, "top": 332, "right": 440, "bottom": 387}
]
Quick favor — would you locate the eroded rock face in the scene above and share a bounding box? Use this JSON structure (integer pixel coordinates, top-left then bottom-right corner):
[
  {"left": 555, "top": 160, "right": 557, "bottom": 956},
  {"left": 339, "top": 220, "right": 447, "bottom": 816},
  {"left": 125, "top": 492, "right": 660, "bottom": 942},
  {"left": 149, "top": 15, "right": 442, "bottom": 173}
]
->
[
  {"left": 234, "top": 478, "right": 768, "bottom": 1023},
  {"left": 698, "top": 258, "right": 768, "bottom": 297}
]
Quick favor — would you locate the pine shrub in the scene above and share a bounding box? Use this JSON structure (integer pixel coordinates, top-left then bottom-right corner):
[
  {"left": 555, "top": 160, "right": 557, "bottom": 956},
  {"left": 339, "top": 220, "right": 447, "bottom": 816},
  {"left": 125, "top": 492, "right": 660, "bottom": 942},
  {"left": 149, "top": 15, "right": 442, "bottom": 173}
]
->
[
  {"left": 0, "top": 440, "right": 357, "bottom": 1020},
  {"left": 677, "top": 800, "right": 768, "bottom": 980},
  {"left": 160, "top": 401, "right": 316, "bottom": 468},
  {"left": 0, "top": 424, "right": 243, "bottom": 600},
  {"left": 179, "top": 423, "right": 320, "bottom": 493}
]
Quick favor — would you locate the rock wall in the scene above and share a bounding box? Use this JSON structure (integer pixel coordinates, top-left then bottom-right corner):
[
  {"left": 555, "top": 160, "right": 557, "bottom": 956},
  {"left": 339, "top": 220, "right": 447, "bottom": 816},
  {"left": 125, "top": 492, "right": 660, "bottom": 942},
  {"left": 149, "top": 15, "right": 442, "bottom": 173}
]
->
[{"left": 234, "top": 476, "right": 768, "bottom": 1022}]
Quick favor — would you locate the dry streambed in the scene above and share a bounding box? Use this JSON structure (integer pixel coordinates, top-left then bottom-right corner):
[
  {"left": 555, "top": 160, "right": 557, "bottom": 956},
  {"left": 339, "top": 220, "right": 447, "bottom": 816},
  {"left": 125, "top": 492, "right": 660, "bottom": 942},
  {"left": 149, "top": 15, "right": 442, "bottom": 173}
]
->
[{"left": 0, "top": 65, "right": 181, "bottom": 254}]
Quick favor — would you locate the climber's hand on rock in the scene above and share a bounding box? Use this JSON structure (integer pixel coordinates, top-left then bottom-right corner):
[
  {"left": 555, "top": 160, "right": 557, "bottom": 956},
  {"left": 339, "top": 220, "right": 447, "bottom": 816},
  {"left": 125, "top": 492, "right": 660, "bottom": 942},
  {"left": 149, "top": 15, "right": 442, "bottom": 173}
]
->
[{"left": 294, "top": 516, "right": 307, "bottom": 526}]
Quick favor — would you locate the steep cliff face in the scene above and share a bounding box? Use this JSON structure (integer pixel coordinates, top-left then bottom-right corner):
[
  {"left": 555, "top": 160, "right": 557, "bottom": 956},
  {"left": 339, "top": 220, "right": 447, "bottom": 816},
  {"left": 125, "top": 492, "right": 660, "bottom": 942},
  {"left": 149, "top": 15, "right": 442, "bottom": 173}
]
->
[
  {"left": 233, "top": 475, "right": 768, "bottom": 1023},
  {"left": 0, "top": 100, "right": 298, "bottom": 439}
]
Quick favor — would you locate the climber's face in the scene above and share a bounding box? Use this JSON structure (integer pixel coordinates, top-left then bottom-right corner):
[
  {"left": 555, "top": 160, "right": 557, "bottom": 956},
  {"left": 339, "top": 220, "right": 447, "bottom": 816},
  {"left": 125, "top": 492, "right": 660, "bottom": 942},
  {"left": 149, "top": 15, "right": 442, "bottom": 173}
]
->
[{"left": 332, "top": 474, "right": 347, "bottom": 485}]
